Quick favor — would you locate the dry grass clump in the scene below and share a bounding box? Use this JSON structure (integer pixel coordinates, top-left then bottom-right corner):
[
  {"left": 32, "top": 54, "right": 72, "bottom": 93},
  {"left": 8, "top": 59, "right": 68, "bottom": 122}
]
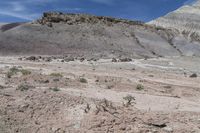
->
[
  {"left": 123, "top": 95, "right": 135, "bottom": 107},
  {"left": 16, "top": 84, "right": 33, "bottom": 91},
  {"left": 7, "top": 67, "right": 31, "bottom": 78},
  {"left": 50, "top": 73, "right": 63, "bottom": 77}
]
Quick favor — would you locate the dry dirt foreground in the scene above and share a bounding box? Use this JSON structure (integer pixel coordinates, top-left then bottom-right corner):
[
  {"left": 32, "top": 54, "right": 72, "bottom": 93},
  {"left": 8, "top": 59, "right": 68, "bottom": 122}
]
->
[{"left": 0, "top": 56, "right": 200, "bottom": 133}]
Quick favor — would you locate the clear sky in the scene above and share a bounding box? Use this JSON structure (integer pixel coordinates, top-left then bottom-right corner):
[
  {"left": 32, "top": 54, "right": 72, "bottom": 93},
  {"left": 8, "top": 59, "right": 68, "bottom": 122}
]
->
[{"left": 0, "top": 0, "right": 196, "bottom": 22}]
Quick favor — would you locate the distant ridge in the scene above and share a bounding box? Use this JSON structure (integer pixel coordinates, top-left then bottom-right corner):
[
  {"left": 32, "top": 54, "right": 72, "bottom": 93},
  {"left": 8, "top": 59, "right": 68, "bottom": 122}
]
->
[{"left": 0, "top": 12, "right": 200, "bottom": 57}]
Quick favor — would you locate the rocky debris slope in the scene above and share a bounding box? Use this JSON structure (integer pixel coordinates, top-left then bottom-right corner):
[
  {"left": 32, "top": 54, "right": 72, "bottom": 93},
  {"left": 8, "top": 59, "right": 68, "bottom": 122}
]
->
[
  {"left": 148, "top": 0, "right": 200, "bottom": 41},
  {"left": 0, "top": 12, "right": 200, "bottom": 58}
]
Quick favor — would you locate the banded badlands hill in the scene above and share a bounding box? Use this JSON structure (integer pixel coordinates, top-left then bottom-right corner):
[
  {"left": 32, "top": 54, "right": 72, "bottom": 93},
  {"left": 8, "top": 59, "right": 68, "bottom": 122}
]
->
[
  {"left": 0, "top": 11, "right": 200, "bottom": 58},
  {"left": 149, "top": 0, "right": 200, "bottom": 40}
]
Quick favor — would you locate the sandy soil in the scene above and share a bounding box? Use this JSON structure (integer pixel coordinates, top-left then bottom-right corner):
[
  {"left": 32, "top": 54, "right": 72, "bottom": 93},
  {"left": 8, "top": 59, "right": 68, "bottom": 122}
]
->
[{"left": 0, "top": 56, "right": 200, "bottom": 133}]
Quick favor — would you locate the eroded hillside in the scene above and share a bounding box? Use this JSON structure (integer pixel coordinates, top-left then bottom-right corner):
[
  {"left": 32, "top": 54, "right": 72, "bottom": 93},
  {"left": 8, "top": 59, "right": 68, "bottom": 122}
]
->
[{"left": 0, "top": 12, "right": 200, "bottom": 58}]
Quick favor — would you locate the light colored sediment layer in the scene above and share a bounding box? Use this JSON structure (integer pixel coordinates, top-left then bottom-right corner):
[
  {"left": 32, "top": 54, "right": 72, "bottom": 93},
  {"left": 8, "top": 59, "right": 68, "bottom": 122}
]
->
[
  {"left": 149, "top": 0, "right": 200, "bottom": 34},
  {"left": 0, "top": 56, "right": 200, "bottom": 132}
]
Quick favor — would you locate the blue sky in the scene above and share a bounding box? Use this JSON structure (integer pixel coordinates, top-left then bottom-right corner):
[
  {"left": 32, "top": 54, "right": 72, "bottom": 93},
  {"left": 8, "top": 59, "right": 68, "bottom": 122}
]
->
[{"left": 0, "top": 0, "right": 196, "bottom": 22}]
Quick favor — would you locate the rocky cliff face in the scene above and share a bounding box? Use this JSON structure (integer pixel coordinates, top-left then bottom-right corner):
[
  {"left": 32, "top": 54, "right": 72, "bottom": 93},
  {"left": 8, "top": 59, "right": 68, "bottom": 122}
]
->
[
  {"left": 0, "top": 12, "right": 200, "bottom": 58},
  {"left": 149, "top": 0, "right": 200, "bottom": 40},
  {"left": 38, "top": 12, "right": 144, "bottom": 27}
]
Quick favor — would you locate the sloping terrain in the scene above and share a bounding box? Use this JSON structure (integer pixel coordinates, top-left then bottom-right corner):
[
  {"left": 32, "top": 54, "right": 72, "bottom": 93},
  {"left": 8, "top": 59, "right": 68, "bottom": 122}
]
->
[
  {"left": 149, "top": 0, "right": 200, "bottom": 40},
  {"left": 0, "top": 4, "right": 200, "bottom": 133},
  {"left": 0, "top": 12, "right": 200, "bottom": 58},
  {"left": 0, "top": 56, "right": 200, "bottom": 133}
]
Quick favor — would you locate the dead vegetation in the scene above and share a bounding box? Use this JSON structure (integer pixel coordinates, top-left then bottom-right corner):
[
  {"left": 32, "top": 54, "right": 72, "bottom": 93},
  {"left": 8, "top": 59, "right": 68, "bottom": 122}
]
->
[
  {"left": 94, "top": 99, "right": 118, "bottom": 116},
  {"left": 6, "top": 67, "right": 31, "bottom": 78},
  {"left": 16, "top": 84, "right": 34, "bottom": 91},
  {"left": 50, "top": 73, "right": 63, "bottom": 77},
  {"left": 123, "top": 95, "right": 136, "bottom": 107}
]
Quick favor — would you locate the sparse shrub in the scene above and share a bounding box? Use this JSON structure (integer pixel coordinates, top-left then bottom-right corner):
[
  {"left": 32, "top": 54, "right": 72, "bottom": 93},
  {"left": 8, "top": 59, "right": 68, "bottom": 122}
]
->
[
  {"left": 79, "top": 78, "right": 87, "bottom": 83},
  {"left": 49, "top": 87, "right": 60, "bottom": 92},
  {"left": 50, "top": 73, "right": 63, "bottom": 77},
  {"left": 7, "top": 67, "right": 31, "bottom": 78},
  {"left": 17, "top": 84, "right": 31, "bottom": 91},
  {"left": 21, "top": 69, "right": 31, "bottom": 75},
  {"left": 123, "top": 95, "right": 135, "bottom": 107},
  {"left": 107, "top": 85, "right": 114, "bottom": 89},
  {"left": 136, "top": 84, "right": 144, "bottom": 90},
  {"left": 7, "top": 67, "right": 19, "bottom": 78}
]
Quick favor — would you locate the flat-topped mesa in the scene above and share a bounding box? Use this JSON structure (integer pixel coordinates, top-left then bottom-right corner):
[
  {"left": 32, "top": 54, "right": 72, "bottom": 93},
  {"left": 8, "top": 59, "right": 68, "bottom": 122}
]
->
[{"left": 37, "top": 12, "right": 144, "bottom": 26}]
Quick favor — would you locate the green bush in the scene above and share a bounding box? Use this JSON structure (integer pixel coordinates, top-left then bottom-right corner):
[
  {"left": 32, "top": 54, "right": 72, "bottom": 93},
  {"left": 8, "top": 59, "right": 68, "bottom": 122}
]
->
[
  {"left": 6, "top": 67, "right": 19, "bottom": 78},
  {"left": 136, "top": 84, "right": 144, "bottom": 90},
  {"left": 6, "top": 67, "right": 31, "bottom": 78},
  {"left": 79, "top": 78, "right": 87, "bottom": 83}
]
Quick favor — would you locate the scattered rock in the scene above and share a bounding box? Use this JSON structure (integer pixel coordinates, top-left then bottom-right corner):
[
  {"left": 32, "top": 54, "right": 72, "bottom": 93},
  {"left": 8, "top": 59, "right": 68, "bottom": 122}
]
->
[
  {"left": 190, "top": 73, "right": 198, "bottom": 78},
  {"left": 148, "top": 123, "right": 167, "bottom": 128},
  {"left": 26, "top": 56, "right": 38, "bottom": 61},
  {"left": 87, "top": 58, "right": 98, "bottom": 61},
  {"left": 79, "top": 58, "right": 85, "bottom": 62},
  {"left": 64, "top": 57, "right": 75, "bottom": 62},
  {"left": 112, "top": 58, "right": 117, "bottom": 62},
  {"left": 44, "top": 57, "right": 52, "bottom": 62},
  {"left": 119, "top": 58, "right": 132, "bottom": 62},
  {"left": 38, "top": 12, "right": 144, "bottom": 26}
]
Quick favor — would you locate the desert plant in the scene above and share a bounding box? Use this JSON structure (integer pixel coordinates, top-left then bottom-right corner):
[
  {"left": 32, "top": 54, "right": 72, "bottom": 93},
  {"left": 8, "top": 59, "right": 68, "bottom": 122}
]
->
[
  {"left": 17, "top": 84, "right": 31, "bottom": 91},
  {"left": 123, "top": 95, "right": 135, "bottom": 106},
  {"left": 6, "top": 67, "right": 19, "bottom": 78},
  {"left": 7, "top": 67, "right": 31, "bottom": 78},
  {"left": 49, "top": 87, "right": 60, "bottom": 92},
  {"left": 20, "top": 69, "right": 31, "bottom": 75},
  {"left": 79, "top": 78, "right": 87, "bottom": 83},
  {"left": 50, "top": 73, "right": 63, "bottom": 77},
  {"left": 136, "top": 84, "right": 144, "bottom": 90}
]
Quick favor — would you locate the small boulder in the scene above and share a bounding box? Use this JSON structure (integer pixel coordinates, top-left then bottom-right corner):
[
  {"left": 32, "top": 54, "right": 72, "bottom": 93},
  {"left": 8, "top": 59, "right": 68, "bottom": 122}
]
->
[
  {"left": 26, "top": 56, "right": 37, "bottom": 61},
  {"left": 190, "top": 73, "right": 198, "bottom": 78},
  {"left": 111, "top": 58, "right": 117, "bottom": 62},
  {"left": 119, "top": 58, "right": 132, "bottom": 62}
]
